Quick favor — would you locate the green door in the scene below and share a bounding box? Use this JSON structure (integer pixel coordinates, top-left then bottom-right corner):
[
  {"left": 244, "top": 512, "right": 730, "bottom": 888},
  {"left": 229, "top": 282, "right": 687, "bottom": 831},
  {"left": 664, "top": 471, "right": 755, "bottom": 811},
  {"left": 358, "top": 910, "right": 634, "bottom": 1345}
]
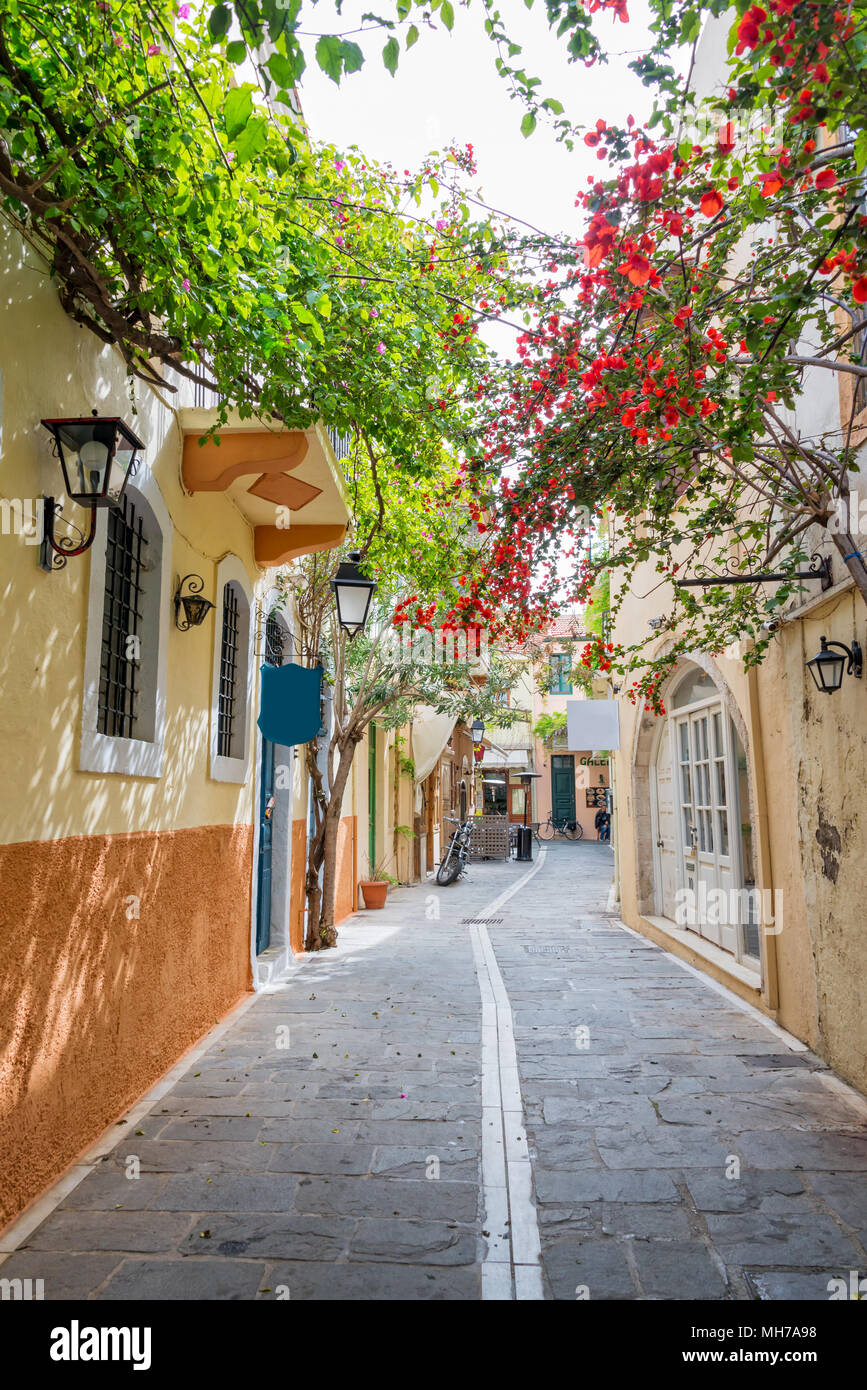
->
[
  {"left": 367, "top": 722, "right": 377, "bottom": 874},
  {"left": 551, "top": 754, "right": 576, "bottom": 822}
]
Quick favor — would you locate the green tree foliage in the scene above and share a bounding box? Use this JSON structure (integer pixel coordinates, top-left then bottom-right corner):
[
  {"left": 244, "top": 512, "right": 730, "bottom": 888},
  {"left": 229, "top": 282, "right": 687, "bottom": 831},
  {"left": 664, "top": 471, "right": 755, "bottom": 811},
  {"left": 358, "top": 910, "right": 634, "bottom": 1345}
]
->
[{"left": 0, "top": 0, "right": 531, "bottom": 489}]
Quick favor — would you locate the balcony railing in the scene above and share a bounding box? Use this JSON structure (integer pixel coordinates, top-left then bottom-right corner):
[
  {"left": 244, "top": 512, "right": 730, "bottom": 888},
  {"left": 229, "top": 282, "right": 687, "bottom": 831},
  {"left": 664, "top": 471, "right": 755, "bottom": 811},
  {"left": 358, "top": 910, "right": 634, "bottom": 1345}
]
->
[
  {"left": 187, "top": 373, "right": 354, "bottom": 460},
  {"left": 327, "top": 429, "right": 352, "bottom": 461}
]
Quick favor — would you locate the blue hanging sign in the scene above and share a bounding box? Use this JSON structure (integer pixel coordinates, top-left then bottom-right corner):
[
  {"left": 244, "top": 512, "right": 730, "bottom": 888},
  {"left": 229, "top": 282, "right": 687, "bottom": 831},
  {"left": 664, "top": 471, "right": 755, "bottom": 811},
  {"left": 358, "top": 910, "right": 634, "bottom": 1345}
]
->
[{"left": 257, "top": 663, "right": 323, "bottom": 746}]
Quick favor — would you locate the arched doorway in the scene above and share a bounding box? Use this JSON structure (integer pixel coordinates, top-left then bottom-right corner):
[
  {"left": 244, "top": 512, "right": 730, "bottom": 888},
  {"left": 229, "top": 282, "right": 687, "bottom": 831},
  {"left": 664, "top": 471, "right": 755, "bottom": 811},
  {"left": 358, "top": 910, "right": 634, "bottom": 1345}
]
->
[{"left": 649, "top": 662, "right": 760, "bottom": 970}]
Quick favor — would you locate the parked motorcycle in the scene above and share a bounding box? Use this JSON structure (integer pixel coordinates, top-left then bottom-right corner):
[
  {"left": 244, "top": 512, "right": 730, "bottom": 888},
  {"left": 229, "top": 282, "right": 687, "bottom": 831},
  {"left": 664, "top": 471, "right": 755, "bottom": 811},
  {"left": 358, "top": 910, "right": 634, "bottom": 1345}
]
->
[{"left": 435, "top": 815, "right": 473, "bottom": 886}]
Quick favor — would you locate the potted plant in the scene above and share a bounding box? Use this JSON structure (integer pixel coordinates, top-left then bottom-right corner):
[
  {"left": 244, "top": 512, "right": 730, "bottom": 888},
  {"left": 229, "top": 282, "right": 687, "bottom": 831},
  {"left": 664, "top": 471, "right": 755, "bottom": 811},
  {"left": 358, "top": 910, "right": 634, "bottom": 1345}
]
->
[{"left": 359, "top": 860, "right": 396, "bottom": 910}]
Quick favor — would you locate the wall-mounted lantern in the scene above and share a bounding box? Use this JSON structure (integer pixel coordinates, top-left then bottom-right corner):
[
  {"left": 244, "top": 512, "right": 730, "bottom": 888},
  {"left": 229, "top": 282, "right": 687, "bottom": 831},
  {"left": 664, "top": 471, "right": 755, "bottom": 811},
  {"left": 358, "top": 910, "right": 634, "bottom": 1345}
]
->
[
  {"left": 39, "top": 412, "right": 144, "bottom": 571},
  {"left": 806, "top": 635, "right": 863, "bottom": 694},
  {"left": 471, "top": 717, "right": 486, "bottom": 746},
  {"left": 331, "top": 551, "right": 376, "bottom": 638},
  {"left": 174, "top": 574, "right": 215, "bottom": 631}
]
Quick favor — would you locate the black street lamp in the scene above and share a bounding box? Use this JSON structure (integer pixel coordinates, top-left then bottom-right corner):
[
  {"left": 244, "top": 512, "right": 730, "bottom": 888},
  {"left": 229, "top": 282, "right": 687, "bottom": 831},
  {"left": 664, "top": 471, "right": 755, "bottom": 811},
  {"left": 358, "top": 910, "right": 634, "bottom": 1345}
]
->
[
  {"left": 806, "top": 635, "right": 863, "bottom": 694},
  {"left": 40, "top": 411, "right": 144, "bottom": 570},
  {"left": 471, "top": 717, "right": 485, "bottom": 746},
  {"left": 331, "top": 551, "right": 376, "bottom": 638}
]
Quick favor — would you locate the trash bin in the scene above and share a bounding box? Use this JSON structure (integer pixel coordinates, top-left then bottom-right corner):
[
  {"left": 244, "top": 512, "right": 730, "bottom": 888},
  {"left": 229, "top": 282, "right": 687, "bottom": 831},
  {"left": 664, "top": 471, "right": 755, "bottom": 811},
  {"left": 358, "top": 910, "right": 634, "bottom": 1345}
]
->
[{"left": 516, "top": 826, "right": 533, "bottom": 862}]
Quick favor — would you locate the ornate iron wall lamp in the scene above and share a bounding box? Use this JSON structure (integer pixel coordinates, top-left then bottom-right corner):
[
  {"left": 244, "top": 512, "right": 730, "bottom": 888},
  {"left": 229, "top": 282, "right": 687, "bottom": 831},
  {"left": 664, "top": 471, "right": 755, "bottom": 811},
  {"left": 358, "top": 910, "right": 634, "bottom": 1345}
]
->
[
  {"left": 39, "top": 412, "right": 144, "bottom": 572},
  {"left": 173, "top": 574, "right": 214, "bottom": 631}
]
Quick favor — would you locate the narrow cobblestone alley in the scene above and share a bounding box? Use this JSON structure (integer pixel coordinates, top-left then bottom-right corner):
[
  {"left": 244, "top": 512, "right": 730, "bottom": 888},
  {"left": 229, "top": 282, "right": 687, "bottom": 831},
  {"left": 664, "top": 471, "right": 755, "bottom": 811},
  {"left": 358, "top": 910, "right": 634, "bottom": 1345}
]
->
[{"left": 3, "top": 843, "right": 866, "bottom": 1301}]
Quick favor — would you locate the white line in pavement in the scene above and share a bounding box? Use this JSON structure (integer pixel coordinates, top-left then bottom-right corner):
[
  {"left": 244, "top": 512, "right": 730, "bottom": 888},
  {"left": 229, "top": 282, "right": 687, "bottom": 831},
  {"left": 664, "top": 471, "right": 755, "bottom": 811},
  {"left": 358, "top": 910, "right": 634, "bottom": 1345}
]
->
[{"left": 471, "top": 851, "right": 547, "bottom": 1301}]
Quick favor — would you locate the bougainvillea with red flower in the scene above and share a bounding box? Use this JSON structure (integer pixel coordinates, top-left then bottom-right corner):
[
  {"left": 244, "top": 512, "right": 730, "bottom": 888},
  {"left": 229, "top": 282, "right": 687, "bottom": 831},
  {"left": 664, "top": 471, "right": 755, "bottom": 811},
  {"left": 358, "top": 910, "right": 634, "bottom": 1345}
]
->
[{"left": 458, "top": 1, "right": 867, "bottom": 711}]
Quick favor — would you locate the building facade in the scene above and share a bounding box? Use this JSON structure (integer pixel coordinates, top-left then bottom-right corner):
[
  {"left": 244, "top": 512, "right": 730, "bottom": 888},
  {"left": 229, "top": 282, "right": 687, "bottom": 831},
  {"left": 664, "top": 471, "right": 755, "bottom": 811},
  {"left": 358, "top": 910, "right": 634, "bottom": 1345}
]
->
[
  {"left": 608, "top": 12, "right": 867, "bottom": 1096},
  {"left": 0, "top": 221, "right": 352, "bottom": 1227}
]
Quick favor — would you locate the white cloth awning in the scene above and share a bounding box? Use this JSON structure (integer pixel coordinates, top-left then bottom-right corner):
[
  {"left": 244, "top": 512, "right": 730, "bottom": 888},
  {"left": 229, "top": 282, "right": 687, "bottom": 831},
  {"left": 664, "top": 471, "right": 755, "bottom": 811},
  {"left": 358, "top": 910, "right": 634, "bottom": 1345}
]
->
[
  {"left": 566, "top": 699, "right": 621, "bottom": 752},
  {"left": 481, "top": 749, "right": 530, "bottom": 770},
  {"left": 412, "top": 708, "right": 457, "bottom": 784}
]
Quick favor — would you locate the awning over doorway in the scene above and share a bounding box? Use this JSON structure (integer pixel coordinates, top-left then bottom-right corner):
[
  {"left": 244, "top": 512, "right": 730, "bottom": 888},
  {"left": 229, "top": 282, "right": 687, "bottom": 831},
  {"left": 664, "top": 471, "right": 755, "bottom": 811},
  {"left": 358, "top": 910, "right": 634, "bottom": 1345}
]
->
[{"left": 411, "top": 708, "right": 457, "bottom": 784}]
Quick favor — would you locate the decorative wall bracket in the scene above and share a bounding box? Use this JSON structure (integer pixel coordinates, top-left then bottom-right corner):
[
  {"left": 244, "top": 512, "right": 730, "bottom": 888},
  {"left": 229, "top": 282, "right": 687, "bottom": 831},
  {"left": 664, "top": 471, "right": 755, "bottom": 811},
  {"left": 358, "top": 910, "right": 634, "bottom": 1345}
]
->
[
  {"left": 39, "top": 496, "right": 97, "bottom": 573},
  {"left": 675, "top": 553, "right": 832, "bottom": 591}
]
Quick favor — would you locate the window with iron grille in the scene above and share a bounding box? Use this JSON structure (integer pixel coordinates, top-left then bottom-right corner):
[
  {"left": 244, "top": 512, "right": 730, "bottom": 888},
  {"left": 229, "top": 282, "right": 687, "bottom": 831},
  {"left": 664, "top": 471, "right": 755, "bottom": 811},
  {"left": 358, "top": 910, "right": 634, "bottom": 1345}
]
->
[
  {"left": 98, "top": 493, "right": 147, "bottom": 738},
  {"left": 218, "top": 582, "right": 240, "bottom": 757},
  {"left": 265, "top": 612, "right": 286, "bottom": 667}
]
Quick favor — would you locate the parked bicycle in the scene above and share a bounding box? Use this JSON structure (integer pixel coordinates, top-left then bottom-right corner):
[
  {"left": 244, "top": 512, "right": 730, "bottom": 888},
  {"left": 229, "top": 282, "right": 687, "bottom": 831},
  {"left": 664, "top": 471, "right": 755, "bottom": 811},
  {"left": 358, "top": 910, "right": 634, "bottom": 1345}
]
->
[
  {"left": 436, "top": 815, "right": 473, "bottom": 885},
  {"left": 534, "top": 815, "right": 583, "bottom": 842}
]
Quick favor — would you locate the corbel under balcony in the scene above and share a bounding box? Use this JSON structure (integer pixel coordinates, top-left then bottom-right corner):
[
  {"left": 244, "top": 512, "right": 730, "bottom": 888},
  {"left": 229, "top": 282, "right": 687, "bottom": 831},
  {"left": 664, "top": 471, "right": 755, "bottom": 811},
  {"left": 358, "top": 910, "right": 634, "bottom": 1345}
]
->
[{"left": 179, "top": 410, "right": 349, "bottom": 565}]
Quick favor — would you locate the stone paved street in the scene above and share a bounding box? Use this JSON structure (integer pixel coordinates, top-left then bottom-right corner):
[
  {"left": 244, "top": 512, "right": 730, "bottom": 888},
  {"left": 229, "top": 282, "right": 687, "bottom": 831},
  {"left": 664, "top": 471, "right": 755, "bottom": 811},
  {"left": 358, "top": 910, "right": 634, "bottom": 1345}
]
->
[{"left": 3, "top": 842, "right": 866, "bottom": 1300}]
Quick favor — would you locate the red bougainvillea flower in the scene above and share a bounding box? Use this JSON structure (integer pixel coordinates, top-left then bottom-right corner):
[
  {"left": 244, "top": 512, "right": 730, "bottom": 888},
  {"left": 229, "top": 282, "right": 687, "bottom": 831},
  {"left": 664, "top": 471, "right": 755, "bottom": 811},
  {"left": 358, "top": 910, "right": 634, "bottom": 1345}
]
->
[
  {"left": 815, "top": 168, "right": 837, "bottom": 191},
  {"left": 735, "top": 5, "right": 767, "bottom": 55},
  {"left": 761, "top": 172, "right": 784, "bottom": 198},
  {"left": 583, "top": 212, "right": 618, "bottom": 268},
  {"left": 699, "top": 189, "right": 724, "bottom": 218},
  {"left": 716, "top": 122, "right": 736, "bottom": 156},
  {"left": 853, "top": 278, "right": 867, "bottom": 305},
  {"left": 617, "top": 251, "right": 652, "bottom": 286}
]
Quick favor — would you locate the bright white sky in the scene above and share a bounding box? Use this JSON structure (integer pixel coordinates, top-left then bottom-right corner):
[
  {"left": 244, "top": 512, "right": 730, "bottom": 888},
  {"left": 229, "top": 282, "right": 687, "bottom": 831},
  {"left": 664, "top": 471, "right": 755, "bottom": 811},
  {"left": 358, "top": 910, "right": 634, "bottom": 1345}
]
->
[
  {"left": 297, "top": 1, "right": 662, "bottom": 583},
  {"left": 300, "top": 0, "right": 658, "bottom": 241}
]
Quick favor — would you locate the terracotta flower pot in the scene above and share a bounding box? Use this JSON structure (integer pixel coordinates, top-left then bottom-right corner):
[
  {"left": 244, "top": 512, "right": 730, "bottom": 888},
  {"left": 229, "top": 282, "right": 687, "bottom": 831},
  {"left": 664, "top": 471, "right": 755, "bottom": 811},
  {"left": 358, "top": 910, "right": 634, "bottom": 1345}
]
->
[{"left": 360, "top": 880, "right": 388, "bottom": 909}]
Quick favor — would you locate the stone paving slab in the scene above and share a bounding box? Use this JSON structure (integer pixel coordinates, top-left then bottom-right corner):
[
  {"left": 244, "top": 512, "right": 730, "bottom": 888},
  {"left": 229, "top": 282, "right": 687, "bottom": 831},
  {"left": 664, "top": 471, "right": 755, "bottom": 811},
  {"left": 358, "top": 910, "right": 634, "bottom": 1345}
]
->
[
  {"left": 3, "top": 840, "right": 866, "bottom": 1301},
  {"left": 485, "top": 842, "right": 867, "bottom": 1301}
]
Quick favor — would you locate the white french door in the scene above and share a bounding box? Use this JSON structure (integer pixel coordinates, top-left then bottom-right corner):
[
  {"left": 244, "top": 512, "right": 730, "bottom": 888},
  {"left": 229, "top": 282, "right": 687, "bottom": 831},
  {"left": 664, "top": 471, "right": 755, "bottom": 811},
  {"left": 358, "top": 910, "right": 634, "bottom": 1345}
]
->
[{"left": 672, "top": 699, "right": 738, "bottom": 954}]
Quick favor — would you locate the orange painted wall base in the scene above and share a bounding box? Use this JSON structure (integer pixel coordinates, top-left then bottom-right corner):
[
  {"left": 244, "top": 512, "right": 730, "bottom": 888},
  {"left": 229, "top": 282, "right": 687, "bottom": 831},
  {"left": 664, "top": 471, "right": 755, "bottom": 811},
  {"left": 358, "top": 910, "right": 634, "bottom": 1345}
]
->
[{"left": 0, "top": 824, "right": 253, "bottom": 1230}]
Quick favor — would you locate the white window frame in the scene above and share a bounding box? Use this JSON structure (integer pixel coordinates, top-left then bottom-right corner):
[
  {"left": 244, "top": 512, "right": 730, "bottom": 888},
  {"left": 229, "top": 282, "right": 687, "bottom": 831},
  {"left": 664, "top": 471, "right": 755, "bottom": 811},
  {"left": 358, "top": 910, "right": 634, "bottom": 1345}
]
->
[
  {"left": 210, "top": 554, "right": 254, "bottom": 784},
  {"left": 80, "top": 469, "right": 172, "bottom": 778}
]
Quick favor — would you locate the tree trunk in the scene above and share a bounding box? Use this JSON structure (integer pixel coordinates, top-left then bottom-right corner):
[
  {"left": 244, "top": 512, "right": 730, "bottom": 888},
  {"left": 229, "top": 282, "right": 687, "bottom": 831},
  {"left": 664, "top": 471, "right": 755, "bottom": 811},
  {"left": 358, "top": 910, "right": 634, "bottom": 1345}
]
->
[
  {"left": 828, "top": 527, "right": 867, "bottom": 606},
  {"left": 305, "top": 734, "right": 360, "bottom": 951}
]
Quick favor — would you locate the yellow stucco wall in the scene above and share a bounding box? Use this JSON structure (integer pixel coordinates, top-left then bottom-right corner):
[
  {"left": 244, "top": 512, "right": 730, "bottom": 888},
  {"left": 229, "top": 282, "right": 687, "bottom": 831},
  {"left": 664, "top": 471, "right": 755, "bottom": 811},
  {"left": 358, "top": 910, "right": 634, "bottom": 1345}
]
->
[
  {"left": 611, "top": 540, "right": 867, "bottom": 1093},
  {"left": 0, "top": 229, "right": 260, "bottom": 845}
]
